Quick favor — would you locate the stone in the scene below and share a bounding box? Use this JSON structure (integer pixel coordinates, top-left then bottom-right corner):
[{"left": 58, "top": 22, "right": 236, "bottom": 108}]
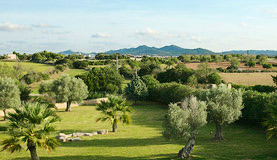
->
[
  {"left": 58, "top": 136, "right": 68, "bottom": 142},
  {"left": 71, "top": 137, "right": 81, "bottom": 141},
  {"left": 59, "top": 133, "right": 66, "bottom": 137},
  {"left": 84, "top": 133, "right": 93, "bottom": 136},
  {"left": 97, "top": 130, "right": 108, "bottom": 135},
  {"left": 91, "top": 132, "right": 98, "bottom": 135}
]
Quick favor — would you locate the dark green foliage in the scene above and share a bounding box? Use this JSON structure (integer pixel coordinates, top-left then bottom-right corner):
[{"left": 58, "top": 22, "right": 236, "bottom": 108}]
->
[
  {"left": 77, "top": 67, "right": 124, "bottom": 98},
  {"left": 272, "top": 75, "right": 277, "bottom": 86},
  {"left": 20, "top": 72, "right": 50, "bottom": 85},
  {"left": 232, "top": 84, "right": 276, "bottom": 93},
  {"left": 246, "top": 61, "right": 256, "bottom": 67},
  {"left": 240, "top": 91, "right": 276, "bottom": 125},
  {"left": 55, "top": 65, "right": 66, "bottom": 72},
  {"left": 119, "top": 66, "right": 133, "bottom": 79},
  {"left": 95, "top": 53, "right": 130, "bottom": 60},
  {"left": 125, "top": 74, "right": 148, "bottom": 102},
  {"left": 263, "top": 98, "right": 277, "bottom": 139},
  {"left": 73, "top": 60, "right": 89, "bottom": 69},
  {"left": 207, "top": 72, "right": 222, "bottom": 84},
  {"left": 31, "top": 50, "right": 64, "bottom": 62},
  {"left": 157, "top": 67, "right": 194, "bottom": 84},
  {"left": 151, "top": 82, "right": 195, "bottom": 104},
  {"left": 17, "top": 83, "right": 31, "bottom": 102},
  {"left": 262, "top": 63, "right": 273, "bottom": 69},
  {"left": 138, "top": 62, "right": 161, "bottom": 77}
]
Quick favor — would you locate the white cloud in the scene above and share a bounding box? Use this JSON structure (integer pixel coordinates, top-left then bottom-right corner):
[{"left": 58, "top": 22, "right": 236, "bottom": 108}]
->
[
  {"left": 0, "top": 22, "right": 30, "bottom": 32},
  {"left": 41, "top": 29, "right": 69, "bottom": 35},
  {"left": 91, "top": 33, "right": 111, "bottom": 38},
  {"left": 241, "top": 22, "right": 248, "bottom": 28},
  {"left": 135, "top": 28, "right": 160, "bottom": 37},
  {"left": 32, "top": 23, "right": 61, "bottom": 28},
  {"left": 265, "top": 8, "right": 277, "bottom": 17},
  {"left": 189, "top": 36, "right": 203, "bottom": 43}
]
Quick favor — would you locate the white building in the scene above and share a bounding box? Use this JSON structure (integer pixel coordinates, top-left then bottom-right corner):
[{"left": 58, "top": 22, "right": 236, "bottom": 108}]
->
[{"left": 7, "top": 54, "right": 17, "bottom": 60}]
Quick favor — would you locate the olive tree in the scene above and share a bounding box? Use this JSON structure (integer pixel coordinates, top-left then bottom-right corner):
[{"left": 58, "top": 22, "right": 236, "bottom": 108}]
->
[
  {"left": 200, "top": 84, "right": 243, "bottom": 140},
  {"left": 39, "top": 74, "right": 88, "bottom": 112},
  {"left": 0, "top": 77, "right": 21, "bottom": 120},
  {"left": 163, "top": 96, "right": 207, "bottom": 159}
]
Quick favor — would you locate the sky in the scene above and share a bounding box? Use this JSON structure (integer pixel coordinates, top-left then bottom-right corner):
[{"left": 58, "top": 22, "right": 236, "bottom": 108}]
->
[{"left": 1, "top": 0, "right": 277, "bottom": 54}]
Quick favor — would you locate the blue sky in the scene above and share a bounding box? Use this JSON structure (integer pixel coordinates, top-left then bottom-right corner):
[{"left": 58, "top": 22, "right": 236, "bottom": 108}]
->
[{"left": 1, "top": 0, "right": 277, "bottom": 54}]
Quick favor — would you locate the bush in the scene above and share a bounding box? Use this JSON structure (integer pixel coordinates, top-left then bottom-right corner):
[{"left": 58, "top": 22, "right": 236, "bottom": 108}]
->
[
  {"left": 240, "top": 91, "right": 276, "bottom": 125},
  {"left": 76, "top": 67, "right": 124, "bottom": 98},
  {"left": 157, "top": 67, "right": 195, "bottom": 84},
  {"left": 119, "top": 66, "right": 133, "bottom": 79},
  {"left": 55, "top": 65, "right": 66, "bottom": 72},
  {"left": 73, "top": 60, "right": 89, "bottom": 69},
  {"left": 263, "top": 63, "right": 273, "bottom": 69},
  {"left": 207, "top": 72, "right": 222, "bottom": 85},
  {"left": 21, "top": 72, "right": 50, "bottom": 85},
  {"left": 151, "top": 82, "right": 195, "bottom": 104}
]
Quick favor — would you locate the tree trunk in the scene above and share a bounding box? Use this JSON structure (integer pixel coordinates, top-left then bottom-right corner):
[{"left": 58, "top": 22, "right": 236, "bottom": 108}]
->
[
  {"left": 3, "top": 109, "right": 6, "bottom": 121},
  {"left": 215, "top": 123, "right": 224, "bottom": 140},
  {"left": 178, "top": 135, "right": 196, "bottom": 159},
  {"left": 65, "top": 101, "right": 71, "bottom": 112},
  {"left": 112, "top": 121, "right": 117, "bottom": 132},
  {"left": 28, "top": 141, "right": 39, "bottom": 160}
]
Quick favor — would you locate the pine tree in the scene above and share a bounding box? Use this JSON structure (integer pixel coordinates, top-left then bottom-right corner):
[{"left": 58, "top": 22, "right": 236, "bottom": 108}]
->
[{"left": 125, "top": 74, "right": 148, "bottom": 104}]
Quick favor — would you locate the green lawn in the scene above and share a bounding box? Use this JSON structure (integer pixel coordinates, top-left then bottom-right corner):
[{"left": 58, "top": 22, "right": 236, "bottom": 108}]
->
[
  {"left": 0, "top": 102, "right": 277, "bottom": 160},
  {"left": 63, "top": 69, "right": 87, "bottom": 77},
  {"left": 0, "top": 61, "right": 55, "bottom": 73}
]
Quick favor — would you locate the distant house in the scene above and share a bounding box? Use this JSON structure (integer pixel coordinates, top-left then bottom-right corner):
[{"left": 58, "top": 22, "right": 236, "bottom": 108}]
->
[{"left": 7, "top": 54, "right": 17, "bottom": 60}]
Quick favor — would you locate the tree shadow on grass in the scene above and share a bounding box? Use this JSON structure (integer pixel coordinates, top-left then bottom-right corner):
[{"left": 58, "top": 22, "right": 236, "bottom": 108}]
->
[
  {"left": 13, "top": 153, "right": 180, "bottom": 160},
  {"left": 60, "top": 136, "right": 185, "bottom": 148}
]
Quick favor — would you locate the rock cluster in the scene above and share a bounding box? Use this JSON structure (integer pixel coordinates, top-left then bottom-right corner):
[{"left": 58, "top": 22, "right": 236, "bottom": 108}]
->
[{"left": 56, "top": 130, "right": 108, "bottom": 142}]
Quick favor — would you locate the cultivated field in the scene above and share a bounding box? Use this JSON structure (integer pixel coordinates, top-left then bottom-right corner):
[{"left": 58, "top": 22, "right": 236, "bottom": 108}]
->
[
  {"left": 0, "top": 103, "right": 276, "bottom": 160},
  {"left": 185, "top": 62, "right": 277, "bottom": 71},
  {"left": 219, "top": 72, "right": 277, "bottom": 86}
]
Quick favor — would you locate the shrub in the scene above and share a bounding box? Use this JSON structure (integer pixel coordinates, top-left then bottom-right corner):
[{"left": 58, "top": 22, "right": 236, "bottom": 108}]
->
[
  {"left": 263, "top": 63, "right": 273, "bottom": 69},
  {"left": 77, "top": 67, "right": 124, "bottom": 98},
  {"left": 73, "top": 60, "right": 89, "bottom": 69},
  {"left": 151, "top": 82, "right": 195, "bottom": 104},
  {"left": 207, "top": 72, "right": 222, "bottom": 85},
  {"left": 119, "top": 66, "right": 133, "bottom": 79}
]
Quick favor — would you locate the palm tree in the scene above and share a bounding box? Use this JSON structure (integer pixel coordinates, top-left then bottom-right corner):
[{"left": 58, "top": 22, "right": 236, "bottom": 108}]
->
[
  {"left": 263, "top": 101, "right": 277, "bottom": 140},
  {"left": 96, "top": 95, "right": 132, "bottom": 132},
  {"left": 1, "top": 102, "right": 60, "bottom": 160}
]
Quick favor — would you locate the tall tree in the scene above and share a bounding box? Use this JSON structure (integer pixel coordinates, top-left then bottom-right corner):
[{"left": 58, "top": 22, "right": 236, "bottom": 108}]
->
[
  {"left": 1, "top": 102, "right": 60, "bottom": 160},
  {"left": 272, "top": 75, "right": 277, "bottom": 86},
  {"left": 125, "top": 74, "right": 148, "bottom": 104},
  {"left": 200, "top": 84, "right": 243, "bottom": 140},
  {"left": 96, "top": 96, "right": 132, "bottom": 132},
  {"left": 0, "top": 77, "right": 21, "bottom": 120},
  {"left": 39, "top": 74, "right": 88, "bottom": 112},
  {"left": 263, "top": 98, "right": 277, "bottom": 140},
  {"left": 163, "top": 96, "right": 207, "bottom": 159}
]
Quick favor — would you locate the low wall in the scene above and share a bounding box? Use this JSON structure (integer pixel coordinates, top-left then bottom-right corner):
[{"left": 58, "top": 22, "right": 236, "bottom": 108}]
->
[{"left": 0, "top": 98, "right": 108, "bottom": 118}]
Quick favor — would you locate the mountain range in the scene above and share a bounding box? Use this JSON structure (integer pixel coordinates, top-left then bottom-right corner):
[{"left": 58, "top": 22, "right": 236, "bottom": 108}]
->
[{"left": 58, "top": 45, "right": 277, "bottom": 56}]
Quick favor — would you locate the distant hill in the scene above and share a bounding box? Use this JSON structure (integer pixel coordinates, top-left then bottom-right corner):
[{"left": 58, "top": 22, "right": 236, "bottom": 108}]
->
[
  {"left": 58, "top": 46, "right": 277, "bottom": 57},
  {"left": 223, "top": 50, "right": 277, "bottom": 56},
  {"left": 105, "top": 45, "right": 215, "bottom": 56}
]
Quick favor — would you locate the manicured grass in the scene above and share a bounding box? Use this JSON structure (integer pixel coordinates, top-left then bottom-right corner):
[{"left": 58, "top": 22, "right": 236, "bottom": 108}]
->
[
  {"left": 63, "top": 69, "right": 87, "bottom": 77},
  {"left": 0, "top": 102, "right": 277, "bottom": 159},
  {"left": 0, "top": 61, "right": 55, "bottom": 72},
  {"left": 219, "top": 72, "right": 277, "bottom": 86}
]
